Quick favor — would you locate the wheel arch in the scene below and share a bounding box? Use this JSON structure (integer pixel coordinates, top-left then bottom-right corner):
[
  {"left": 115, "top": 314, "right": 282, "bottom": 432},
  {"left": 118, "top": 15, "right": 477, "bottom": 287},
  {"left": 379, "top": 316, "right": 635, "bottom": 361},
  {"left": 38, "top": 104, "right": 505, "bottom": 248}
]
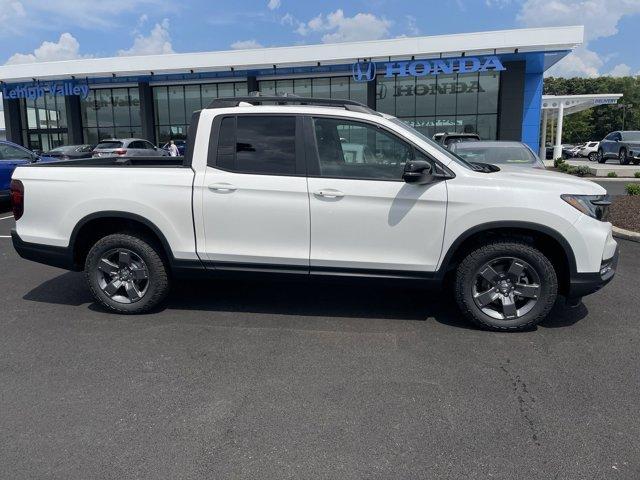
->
[
  {"left": 438, "top": 221, "right": 576, "bottom": 295},
  {"left": 69, "top": 211, "right": 174, "bottom": 270}
]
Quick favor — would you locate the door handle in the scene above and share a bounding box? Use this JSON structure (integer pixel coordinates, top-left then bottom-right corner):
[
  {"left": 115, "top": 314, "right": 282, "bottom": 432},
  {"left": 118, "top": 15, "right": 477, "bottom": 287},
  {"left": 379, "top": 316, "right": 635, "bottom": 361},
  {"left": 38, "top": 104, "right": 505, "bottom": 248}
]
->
[
  {"left": 313, "top": 189, "right": 344, "bottom": 198},
  {"left": 208, "top": 183, "right": 237, "bottom": 192}
]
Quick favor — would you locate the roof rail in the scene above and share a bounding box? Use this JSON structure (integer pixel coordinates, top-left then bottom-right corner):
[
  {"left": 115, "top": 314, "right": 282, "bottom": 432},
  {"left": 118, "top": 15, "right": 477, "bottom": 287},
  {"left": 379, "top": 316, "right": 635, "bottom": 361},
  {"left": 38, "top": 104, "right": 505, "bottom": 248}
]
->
[{"left": 205, "top": 94, "right": 381, "bottom": 116}]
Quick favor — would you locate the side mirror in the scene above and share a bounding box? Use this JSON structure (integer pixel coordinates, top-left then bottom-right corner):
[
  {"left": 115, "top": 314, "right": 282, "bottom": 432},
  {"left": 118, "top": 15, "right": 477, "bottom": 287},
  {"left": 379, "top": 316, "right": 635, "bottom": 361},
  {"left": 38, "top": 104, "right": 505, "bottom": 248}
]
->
[{"left": 403, "top": 160, "right": 433, "bottom": 184}]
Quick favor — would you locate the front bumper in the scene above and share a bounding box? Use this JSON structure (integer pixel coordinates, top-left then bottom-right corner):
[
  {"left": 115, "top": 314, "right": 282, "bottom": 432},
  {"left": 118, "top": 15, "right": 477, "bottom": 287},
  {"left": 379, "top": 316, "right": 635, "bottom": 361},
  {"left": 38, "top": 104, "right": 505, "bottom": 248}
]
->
[
  {"left": 11, "top": 229, "right": 76, "bottom": 270},
  {"left": 567, "top": 245, "right": 619, "bottom": 299}
]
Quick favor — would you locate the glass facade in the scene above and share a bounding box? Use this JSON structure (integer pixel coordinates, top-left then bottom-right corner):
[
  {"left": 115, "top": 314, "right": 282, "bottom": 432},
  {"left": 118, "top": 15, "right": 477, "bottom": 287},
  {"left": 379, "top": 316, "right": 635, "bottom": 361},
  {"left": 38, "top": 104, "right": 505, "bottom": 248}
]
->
[
  {"left": 153, "top": 81, "right": 248, "bottom": 144},
  {"left": 376, "top": 71, "right": 500, "bottom": 140},
  {"left": 12, "top": 69, "right": 502, "bottom": 151},
  {"left": 20, "top": 95, "right": 68, "bottom": 151},
  {"left": 258, "top": 77, "right": 367, "bottom": 104},
  {"left": 81, "top": 87, "right": 141, "bottom": 145}
]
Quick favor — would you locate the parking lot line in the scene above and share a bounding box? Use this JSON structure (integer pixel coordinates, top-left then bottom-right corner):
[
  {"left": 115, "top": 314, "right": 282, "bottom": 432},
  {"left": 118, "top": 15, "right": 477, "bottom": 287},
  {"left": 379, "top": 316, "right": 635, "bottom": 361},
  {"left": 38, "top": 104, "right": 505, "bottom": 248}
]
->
[
  {"left": 0, "top": 236, "right": 11, "bottom": 238},
  {"left": 0, "top": 215, "right": 14, "bottom": 220}
]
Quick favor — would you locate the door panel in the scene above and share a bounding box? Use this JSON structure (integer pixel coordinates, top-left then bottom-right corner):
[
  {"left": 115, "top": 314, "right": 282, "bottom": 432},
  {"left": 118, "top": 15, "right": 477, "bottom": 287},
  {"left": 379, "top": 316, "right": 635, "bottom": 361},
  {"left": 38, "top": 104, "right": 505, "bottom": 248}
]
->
[
  {"left": 199, "top": 114, "right": 310, "bottom": 267},
  {"left": 308, "top": 178, "right": 447, "bottom": 271},
  {"left": 306, "top": 116, "right": 447, "bottom": 272},
  {"left": 201, "top": 167, "right": 310, "bottom": 266}
]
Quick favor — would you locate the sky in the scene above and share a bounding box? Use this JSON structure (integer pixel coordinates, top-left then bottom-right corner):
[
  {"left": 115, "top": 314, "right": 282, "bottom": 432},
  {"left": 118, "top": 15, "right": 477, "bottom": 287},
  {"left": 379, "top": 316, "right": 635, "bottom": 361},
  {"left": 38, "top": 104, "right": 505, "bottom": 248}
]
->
[{"left": 0, "top": 0, "right": 639, "bottom": 78}]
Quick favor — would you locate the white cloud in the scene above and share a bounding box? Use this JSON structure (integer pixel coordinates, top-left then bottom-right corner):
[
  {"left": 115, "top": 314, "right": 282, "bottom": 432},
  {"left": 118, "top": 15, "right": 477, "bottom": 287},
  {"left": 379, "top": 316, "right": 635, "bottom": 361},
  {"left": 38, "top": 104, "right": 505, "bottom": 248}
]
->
[
  {"left": 405, "top": 15, "right": 419, "bottom": 36},
  {"left": 294, "top": 9, "right": 391, "bottom": 43},
  {"left": 230, "top": 39, "right": 264, "bottom": 50},
  {"left": 118, "top": 18, "right": 174, "bottom": 56},
  {"left": 0, "top": 1, "right": 25, "bottom": 19},
  {"left": 516, "top": 0, "right": 640, "bottom": 77},
  {"left": 267, "top": 0, "right": 280, "bottom": 10},
  {"left": 6, "top": 32, "right": 88, "bottom": 64},
  {"left": 607, "top": 63, "right": 633, "bottom": 77}
]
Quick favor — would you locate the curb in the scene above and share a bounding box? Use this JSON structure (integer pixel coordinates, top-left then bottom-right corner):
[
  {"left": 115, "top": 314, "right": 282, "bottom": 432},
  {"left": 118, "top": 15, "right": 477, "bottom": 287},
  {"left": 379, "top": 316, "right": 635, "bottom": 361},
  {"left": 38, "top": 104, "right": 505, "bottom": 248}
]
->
[{"left": 613, "top": 226, "right": 640, "bottom": 243}]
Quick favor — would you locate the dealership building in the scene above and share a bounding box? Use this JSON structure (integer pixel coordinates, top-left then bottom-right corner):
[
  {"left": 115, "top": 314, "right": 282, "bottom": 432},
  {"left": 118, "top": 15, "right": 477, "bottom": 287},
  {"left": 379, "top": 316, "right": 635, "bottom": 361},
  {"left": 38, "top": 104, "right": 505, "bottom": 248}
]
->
[{"left": 0, "top": 26, "right": 582, "bottom": 152}]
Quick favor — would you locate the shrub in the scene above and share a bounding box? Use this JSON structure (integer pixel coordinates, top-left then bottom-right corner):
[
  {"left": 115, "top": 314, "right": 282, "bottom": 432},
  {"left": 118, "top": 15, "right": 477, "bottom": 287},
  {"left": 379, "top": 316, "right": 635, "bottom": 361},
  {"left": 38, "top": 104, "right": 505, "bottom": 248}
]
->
[
  {"left": 572, "top": 166, "right": 591, "bottom": 177},
  {"left": 557, "top": 162, "right": 570, "bottom": 172},
  {"left": 554, "top": 157, "right": 565, "bottom": 168},
  {"left": 626, "top": 183, "right": 640, "bottom": 195},
  {"left": 635, "top": 171, "right": 640, "bottom": 178},
  {"left": 607, "top": 171, "right": 618, "bottom": 178}
]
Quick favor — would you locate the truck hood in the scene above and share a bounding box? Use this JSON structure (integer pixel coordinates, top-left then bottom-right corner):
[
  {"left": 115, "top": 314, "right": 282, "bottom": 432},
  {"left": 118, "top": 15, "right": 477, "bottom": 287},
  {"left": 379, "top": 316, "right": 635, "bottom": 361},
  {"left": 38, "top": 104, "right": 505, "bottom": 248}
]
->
[{"left": 488, "top": 167, "right": 606, "bottom": 195}]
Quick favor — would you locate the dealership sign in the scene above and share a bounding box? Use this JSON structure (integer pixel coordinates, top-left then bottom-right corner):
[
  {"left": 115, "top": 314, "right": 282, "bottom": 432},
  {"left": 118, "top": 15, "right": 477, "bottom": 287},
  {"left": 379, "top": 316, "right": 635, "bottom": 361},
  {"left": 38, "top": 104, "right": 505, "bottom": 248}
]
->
[
  {"left": 352, "top": 56, "right": 506, "bottom": 82},
  {"left": 2, "top": 81, "right": 90, "bottom": 100}
]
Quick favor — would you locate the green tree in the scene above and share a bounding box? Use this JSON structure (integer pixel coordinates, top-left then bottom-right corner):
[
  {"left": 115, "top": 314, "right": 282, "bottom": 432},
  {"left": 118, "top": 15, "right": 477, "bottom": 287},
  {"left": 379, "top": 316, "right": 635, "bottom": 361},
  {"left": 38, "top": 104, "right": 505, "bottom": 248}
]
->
[{"left": 543, "top": 76, "right": 640, "bottom": 144}]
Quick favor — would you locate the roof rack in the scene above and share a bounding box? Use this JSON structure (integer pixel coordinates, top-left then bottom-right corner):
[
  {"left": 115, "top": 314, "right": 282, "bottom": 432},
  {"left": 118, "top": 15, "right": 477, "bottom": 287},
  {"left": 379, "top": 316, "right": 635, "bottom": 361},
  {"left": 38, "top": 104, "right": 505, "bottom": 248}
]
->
[{"left": 205, "top": 94, "right": 381, "bottom": 116}]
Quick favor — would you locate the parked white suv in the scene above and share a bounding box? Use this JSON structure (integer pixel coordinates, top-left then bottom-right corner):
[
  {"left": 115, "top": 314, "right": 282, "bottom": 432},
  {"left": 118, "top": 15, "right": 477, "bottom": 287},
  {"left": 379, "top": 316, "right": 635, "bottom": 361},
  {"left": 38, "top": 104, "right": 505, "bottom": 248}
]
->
[{"left": 10, "top": 96, "right": 618, "bottom": 331}]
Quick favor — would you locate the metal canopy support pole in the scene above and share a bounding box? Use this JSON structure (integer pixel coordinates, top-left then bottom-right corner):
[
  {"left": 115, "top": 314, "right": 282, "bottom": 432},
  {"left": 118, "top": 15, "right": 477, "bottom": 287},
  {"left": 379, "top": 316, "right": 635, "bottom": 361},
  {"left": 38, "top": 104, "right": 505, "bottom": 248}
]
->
[
  {"left": 539, "top": 109, "right": 548, "bottom": 159},
  {"left": 553, "top": 102, "right": 564, "bottom": 160}
]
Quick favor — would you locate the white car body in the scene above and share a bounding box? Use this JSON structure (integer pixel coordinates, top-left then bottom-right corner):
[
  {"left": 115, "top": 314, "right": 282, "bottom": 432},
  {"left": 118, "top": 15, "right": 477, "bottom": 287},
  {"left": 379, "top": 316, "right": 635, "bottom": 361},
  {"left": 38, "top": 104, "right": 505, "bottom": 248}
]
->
[
  {"left": 10, "top": 99, "right": 618, "bottom": 327},
  {"left": 578, "top": 141, "right": 599, "bottom": 158}
]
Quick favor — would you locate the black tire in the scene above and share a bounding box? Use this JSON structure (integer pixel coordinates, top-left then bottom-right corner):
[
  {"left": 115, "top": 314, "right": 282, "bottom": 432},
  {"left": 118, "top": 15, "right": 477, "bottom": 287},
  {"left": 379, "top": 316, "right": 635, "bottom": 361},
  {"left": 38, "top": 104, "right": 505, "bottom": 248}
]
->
[
  {"left": 619, "top": 148, "right": 630, "bottom": 165},
  {"left": 85, "top": 232, "right": 170, "bottom": 314},
  {"left": 597, "top": 149, "right": 605, "bottom": 163},
  {"left": 454, "top": 240, "right": 558, "bottom": 331},
  {"left": 632, "top": 159, "right": 640, "bottom": 165},
  {"left": 588, "top": 152, "right": 597, "bottom": 162}
]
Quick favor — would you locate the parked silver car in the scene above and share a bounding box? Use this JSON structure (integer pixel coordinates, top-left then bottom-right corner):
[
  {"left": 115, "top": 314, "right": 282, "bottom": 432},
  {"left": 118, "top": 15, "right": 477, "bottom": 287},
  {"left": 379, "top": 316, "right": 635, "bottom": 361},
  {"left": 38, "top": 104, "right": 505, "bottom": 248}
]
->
[{"left": 92, "top": 138, "right": 168, "bottom": 157}]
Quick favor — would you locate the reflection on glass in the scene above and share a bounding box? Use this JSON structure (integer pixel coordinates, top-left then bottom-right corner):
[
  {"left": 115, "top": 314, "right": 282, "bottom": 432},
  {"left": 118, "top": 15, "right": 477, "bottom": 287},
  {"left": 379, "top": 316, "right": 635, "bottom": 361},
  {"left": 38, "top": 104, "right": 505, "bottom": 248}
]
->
[
  {"left": 276, "top": 80, "right": 294, "bottom": 95},
  {"left": 218, "top": 83, "right": 234, "bottom": 98},
  {"left": 169, "top": 86, "right": 186, "bottom": 124},
  {"left": 456, "top": 73, "right": 479, "bottom": 115},
  {"left": 376, "top": 76, "right": 395, "bottom": 115},
  {"left": 349, "top": 79, "right": 367, "bottom": 105},
  {"left": 476, "top": 114, "right": 498, "bottom": 139},
  {"left": 201, "top": 84, "right": 218, "bottom": 105},
  {"left": 184, "top": 85, "right": 201, "bottom": 118},
  {"left": 415, "top": 77, "right": 436, "bottom": 116},
  {"left": 235, "top": 82, "right": 248, "bottom": 97},
  {"left": 312, "top": 78, "right": 330, "bottom": 98},
  {"left": 435, "top": 74, "right": 456, "bottom": 116},
  {"left": 396, "top": 76, "right": 416, "bottom": 117},
  {"left": 294, "top": 78, "right": 311, "bottom": 96},
  {"left": 153, "top": 87, "right": 169, "bottom": 125},
  {"left": 331, "top": 77, "right": 349, "bottom": 100},
  {"left": 478, "top": 72, "right": 499, "bottom": 114}
]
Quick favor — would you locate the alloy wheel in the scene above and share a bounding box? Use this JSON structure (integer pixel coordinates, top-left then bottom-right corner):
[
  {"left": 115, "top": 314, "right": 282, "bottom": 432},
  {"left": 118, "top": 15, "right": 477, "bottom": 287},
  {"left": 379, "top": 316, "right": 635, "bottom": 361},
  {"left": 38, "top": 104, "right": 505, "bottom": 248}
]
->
[
  {"left": 96, "top": 248, "right": 149, "bottom": 304},
  {"left": 472, "top": 256, "right": 541, "bottom": 320}
]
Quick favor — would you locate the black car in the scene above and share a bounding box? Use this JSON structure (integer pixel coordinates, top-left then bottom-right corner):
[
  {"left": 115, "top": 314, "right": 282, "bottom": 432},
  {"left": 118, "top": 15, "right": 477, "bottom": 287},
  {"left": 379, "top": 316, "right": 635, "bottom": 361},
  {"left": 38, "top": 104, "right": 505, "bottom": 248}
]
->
[
  {"left": 598, "top": 131, "right": 640, "bottom": 165},
  {"left": 46, "top": 144, "right": 96, "bottom": 161}
]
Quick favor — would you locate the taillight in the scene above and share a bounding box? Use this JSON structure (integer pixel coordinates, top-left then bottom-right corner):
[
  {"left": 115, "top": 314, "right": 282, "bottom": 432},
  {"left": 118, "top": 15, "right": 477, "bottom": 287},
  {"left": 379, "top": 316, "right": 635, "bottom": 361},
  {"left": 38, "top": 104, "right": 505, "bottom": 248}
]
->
[
  {"left": 114, "top": 148, "right": 127, "bottom": 155},
  {"left": 10, "top": 179, "right": 24, "bottom": 221}
]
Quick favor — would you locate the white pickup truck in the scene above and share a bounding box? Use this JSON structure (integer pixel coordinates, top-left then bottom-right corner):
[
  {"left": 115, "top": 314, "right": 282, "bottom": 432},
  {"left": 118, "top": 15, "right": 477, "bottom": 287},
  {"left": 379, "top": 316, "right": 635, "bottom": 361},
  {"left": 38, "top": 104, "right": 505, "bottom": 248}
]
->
[{"left": 10, "top": 96, "right": 618, "bottom": 331}]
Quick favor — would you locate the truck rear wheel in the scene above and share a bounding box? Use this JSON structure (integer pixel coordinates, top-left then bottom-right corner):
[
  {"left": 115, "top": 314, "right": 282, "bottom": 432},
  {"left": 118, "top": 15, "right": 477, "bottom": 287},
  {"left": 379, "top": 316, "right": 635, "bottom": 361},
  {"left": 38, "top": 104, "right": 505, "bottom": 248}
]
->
[
  {"left": 85, "top": 232, "right": 170, "bottom": 314},
  {"left": 454, "top": 240, "right": 557, "bottom": 331}
]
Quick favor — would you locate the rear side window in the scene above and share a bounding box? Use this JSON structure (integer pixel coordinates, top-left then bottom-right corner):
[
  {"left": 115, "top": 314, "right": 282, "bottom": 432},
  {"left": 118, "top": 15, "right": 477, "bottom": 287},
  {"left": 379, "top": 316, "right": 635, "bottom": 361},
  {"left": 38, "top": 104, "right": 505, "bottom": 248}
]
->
[{"left": 214, "top": 116, "right": 297, "bottom": 175}]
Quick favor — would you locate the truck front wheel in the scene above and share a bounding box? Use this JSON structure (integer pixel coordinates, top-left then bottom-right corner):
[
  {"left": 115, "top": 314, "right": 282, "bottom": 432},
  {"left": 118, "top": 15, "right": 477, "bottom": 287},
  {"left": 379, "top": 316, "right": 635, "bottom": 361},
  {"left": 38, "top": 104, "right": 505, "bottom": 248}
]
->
[
  {"left": 454, "top": 241, "right": 558, "bottom": 331},
  {"left": 85, "top": 232, "right": 170, "bottom": 314}
]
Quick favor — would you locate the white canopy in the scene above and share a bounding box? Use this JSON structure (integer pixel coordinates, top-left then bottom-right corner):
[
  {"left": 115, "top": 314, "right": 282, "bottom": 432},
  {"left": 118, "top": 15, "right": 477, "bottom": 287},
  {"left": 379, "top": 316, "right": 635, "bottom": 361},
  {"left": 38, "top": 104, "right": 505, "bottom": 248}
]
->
[{"left": 540, "top": 94, "right": 623, "bottom": 159}]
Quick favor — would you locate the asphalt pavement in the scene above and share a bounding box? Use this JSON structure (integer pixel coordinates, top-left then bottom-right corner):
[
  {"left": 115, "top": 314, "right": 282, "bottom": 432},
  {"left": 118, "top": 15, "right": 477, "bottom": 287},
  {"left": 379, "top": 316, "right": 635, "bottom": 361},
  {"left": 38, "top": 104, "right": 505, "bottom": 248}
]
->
[{"left": 1, "top": 205, "right": 639, "bottom": 479}]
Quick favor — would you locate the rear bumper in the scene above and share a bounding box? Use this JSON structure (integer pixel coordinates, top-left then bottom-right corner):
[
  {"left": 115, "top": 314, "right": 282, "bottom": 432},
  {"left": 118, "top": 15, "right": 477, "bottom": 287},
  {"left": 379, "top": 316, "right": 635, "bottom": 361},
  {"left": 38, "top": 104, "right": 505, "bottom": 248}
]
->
[
  {"left": 11, "top": 229, "right": 77, "bottom": 270},
  {"left": 567, "top": 245, "right": 618, "bottom": 299}
]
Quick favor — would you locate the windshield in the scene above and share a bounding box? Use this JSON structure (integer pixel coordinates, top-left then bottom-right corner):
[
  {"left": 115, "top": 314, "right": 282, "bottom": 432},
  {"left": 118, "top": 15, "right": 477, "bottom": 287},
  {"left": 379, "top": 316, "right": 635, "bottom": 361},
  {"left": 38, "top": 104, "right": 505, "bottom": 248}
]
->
[
  {"left": 387, "top": 118, "right": 476, "bottom": 170},
  {"left": 452, "top": 144, "right": 537, "bottom": 165},
  {"left": 623, "top": 131, "right": 640, "bottom": 141}
]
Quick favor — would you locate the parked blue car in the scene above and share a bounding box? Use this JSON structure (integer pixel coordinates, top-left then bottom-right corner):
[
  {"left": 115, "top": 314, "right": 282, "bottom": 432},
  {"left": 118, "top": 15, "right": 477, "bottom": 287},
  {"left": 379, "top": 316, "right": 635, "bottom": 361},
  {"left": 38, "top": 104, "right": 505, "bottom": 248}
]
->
[{"left": 0, "top": 141, "right": 57, "bottom": 200}]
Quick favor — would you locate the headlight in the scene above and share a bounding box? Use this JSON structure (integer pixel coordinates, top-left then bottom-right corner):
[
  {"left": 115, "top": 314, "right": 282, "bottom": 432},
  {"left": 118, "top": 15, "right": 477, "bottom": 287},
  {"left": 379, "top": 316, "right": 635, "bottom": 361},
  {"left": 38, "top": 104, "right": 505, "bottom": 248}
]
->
[{"left": 561, "top": 194, "right": 611, "bottom": 221}]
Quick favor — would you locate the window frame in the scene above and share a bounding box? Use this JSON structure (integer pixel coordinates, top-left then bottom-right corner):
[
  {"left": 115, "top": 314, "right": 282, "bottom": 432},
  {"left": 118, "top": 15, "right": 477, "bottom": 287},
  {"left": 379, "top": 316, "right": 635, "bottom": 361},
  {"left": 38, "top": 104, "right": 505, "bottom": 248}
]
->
[
  {"left": 208, "top": 113, "right": 306, "bottom": 176},
  {"left": 303, "top": 115, "right": 452, "bottom": 182}
]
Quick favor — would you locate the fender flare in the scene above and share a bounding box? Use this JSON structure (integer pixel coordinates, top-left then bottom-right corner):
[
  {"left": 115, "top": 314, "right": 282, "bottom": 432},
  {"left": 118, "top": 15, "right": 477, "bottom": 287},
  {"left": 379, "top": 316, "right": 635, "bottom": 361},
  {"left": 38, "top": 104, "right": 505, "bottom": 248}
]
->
[{"left": 437, "top": 220, "right": 577, "bottom": 277}]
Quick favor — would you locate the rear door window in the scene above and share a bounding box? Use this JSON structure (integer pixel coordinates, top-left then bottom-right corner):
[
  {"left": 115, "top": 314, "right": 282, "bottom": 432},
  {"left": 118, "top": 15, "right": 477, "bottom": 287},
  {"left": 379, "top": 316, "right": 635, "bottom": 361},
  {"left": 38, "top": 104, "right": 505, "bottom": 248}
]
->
[{"left": 214, "top": 115, "right": 298, "bottom": 175}]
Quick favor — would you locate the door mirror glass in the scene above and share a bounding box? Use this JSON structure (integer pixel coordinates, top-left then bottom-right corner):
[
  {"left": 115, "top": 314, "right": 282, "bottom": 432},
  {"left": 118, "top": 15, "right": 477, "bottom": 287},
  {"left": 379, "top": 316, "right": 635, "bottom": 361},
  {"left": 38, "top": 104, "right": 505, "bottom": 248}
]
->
[{"left": 403, "top": 160, "right": 433, "bottom": 184}]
